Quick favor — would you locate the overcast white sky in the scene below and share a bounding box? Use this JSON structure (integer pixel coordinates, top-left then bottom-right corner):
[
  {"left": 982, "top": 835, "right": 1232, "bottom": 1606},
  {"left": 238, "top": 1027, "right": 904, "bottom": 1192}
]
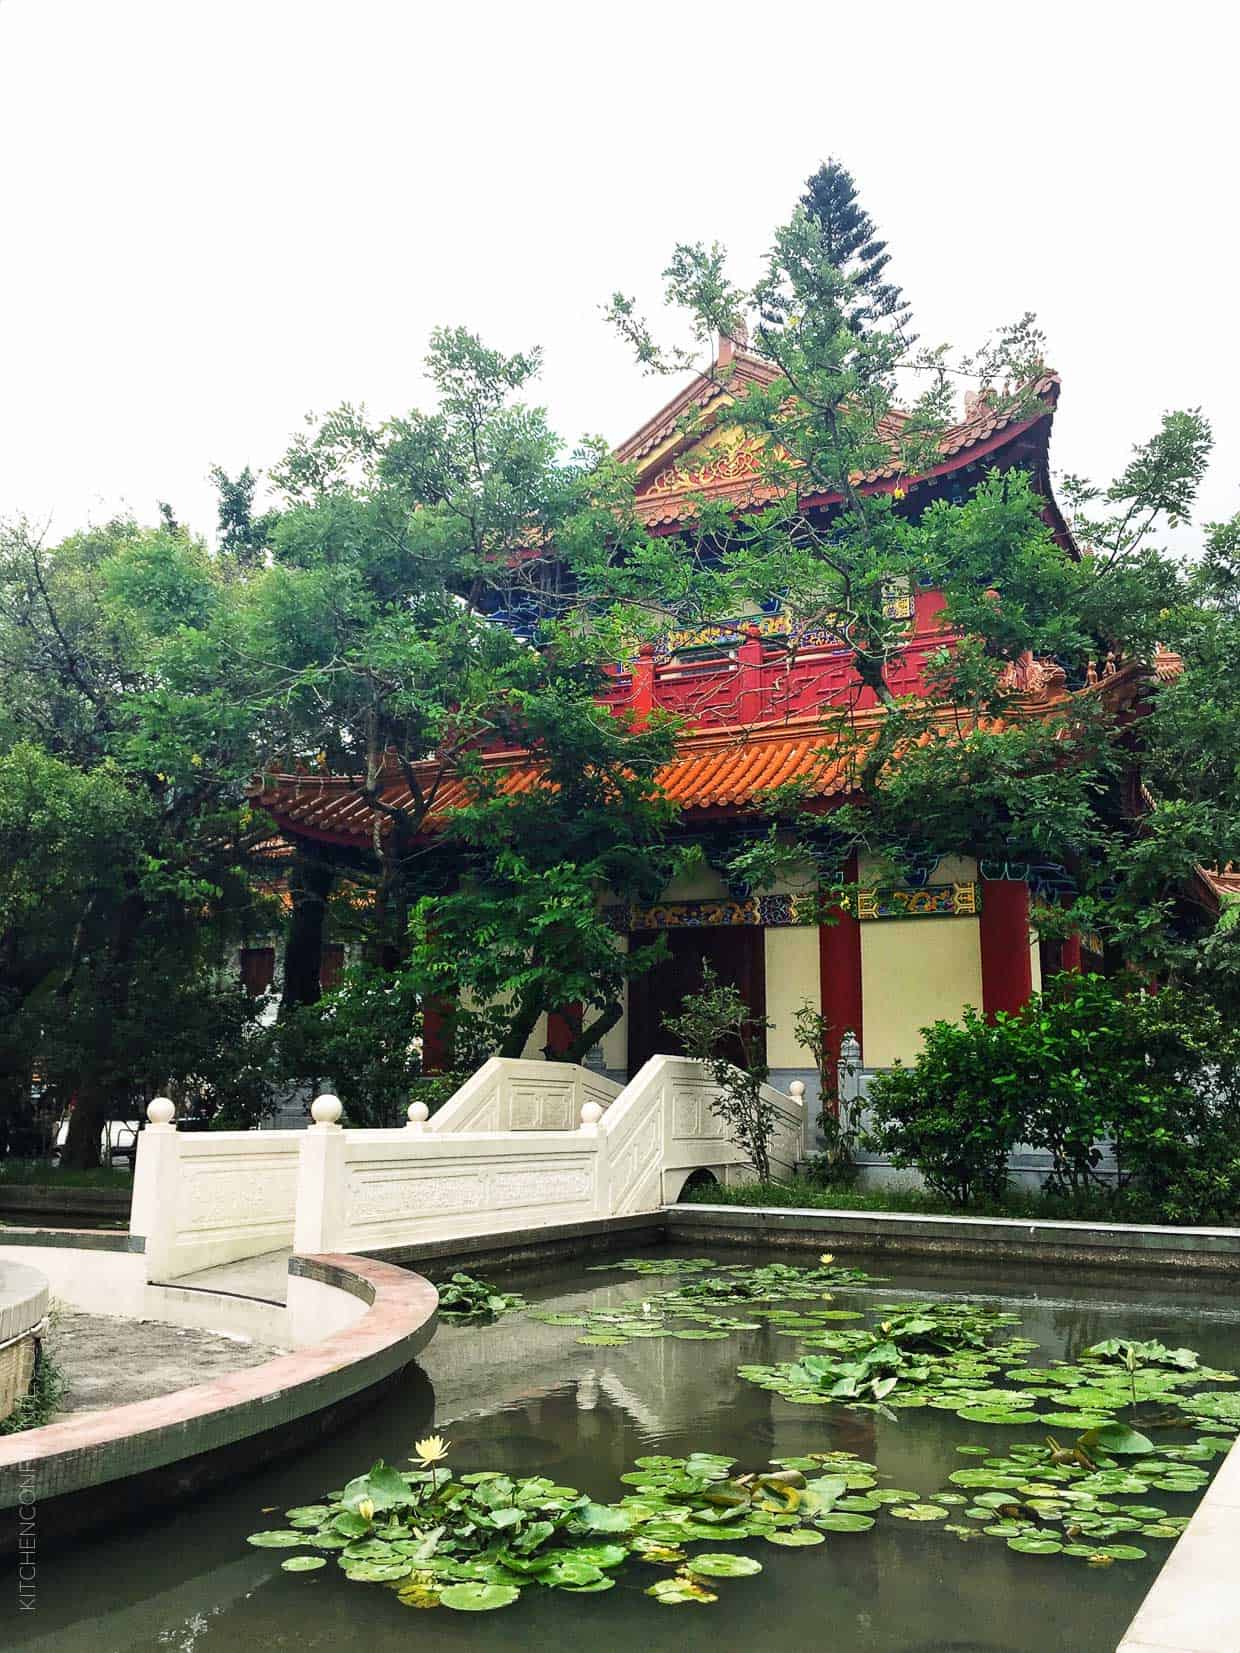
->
[{"left": 0, "top": 1, "right": 1235, "bottom": 550}]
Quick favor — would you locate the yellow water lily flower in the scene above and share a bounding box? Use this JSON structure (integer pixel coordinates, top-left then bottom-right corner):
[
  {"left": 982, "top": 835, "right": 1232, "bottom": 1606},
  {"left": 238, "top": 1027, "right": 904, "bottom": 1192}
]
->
[
  {"left": 819, "top": 1253, "right": 835, "bottom": 1267},
  {"left": 414, "top": 1434, "right": 451, "bottom": 1466},
  {"left": 357, "top": 1497, "right": 375, "bottom": 1522}
]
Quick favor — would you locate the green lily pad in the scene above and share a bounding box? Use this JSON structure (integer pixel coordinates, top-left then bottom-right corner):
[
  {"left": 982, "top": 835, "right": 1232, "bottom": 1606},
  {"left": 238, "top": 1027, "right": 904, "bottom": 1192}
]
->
[
  {"left": 687, "top": 1553, "right": 763, "bottom": 1577},
  {"left": 542, "top": 1559, "right": 605, "bottom": 1588},
  {"left": 284, "top": 1505, "right": 333, "bottom": 1528},
  {"left": 1007, "top": 1537, "right": 1063, "bottom": 1554},
  {"left": 342, "top": 1560, "right": 413, "bottom": 1582},
  {"left": 816, "top": 1512, "right": 875, "bottom": 1531},
  {"left": 568, "top": 1543, "right": 628, "bottom": 1568},
  {"left": 248, "top": 1531, "right": 310, "bottom": 1548},
  {"left": 890, "top": 1505, "right": 949, "bottom": 1521},
  {"left": 281, "top": 1555, "right": 327, "bottom": 1572},
  {"left": 438, "top": 1582, "right": 521, "bottom": 1611},
  {"left": 577, "top": 1502, "right": 632, "bottom": 1533},
  {"left": 646, "top": 1577, "right": 718, "bottom": 1605},
  {"left": 765, "top": 1528, "right": 825, "bottom": 1546},
  {"left": 956, "top": 1407, "right": 1042, "bottom": 1425},
  {"left": 1041, "top": 1413, "right": 1114, "bottom": 1430},
  {"left": 1081, "top": 1423, "right": 1154, "bottom": 1456}
]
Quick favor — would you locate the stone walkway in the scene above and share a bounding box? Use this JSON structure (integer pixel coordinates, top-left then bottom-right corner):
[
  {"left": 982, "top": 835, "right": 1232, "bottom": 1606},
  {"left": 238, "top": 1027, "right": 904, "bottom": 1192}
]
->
[
  {"left": 46, "top": 1308, "right": 283, "bottom": 1416},
  {"left": 161, "top": 1246, "right": 293, "bottom": 1304}
]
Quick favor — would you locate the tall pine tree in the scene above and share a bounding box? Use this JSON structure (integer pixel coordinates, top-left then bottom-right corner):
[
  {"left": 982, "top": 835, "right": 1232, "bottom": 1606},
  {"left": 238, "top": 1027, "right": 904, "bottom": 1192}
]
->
[{"left": 800, "top": 159, "right": 909, "bottom": 332}]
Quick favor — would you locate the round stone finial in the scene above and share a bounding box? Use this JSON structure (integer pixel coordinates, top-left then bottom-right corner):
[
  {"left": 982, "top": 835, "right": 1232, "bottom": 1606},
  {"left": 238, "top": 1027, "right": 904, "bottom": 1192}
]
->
[
  {"left": 406, "top": 1100, "right": 430, "bottom": 1129},
  {"left": 580, "top": 1100, "right": 604, "bottom": 1128},
  {"left": 788, "top": 1081, "right": 806, "bottom": 1104},
  {"left": 311, "top": 1093, "right": 343, "bottom": 1126},
  {"left": 147, "top": 1095, "right": 175, "bottom": 1126}
]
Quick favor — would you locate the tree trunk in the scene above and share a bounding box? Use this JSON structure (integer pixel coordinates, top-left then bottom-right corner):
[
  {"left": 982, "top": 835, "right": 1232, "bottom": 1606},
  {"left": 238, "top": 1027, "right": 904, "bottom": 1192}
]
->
[
  {"left": 60, "top": 885, "right": 145, "bottom": 1170},
  {"left": 499, "top": 989, "right": 544, "bottom": 1059},
  {"left": 62, "top": 1080, "right": 111, "bottom": 1171},
  {"left": 280, "top": 855, "right": 336, "bottom": 1013},
  {"left": 564, "top": 1001, "right": 623, "bottom": 1065}
]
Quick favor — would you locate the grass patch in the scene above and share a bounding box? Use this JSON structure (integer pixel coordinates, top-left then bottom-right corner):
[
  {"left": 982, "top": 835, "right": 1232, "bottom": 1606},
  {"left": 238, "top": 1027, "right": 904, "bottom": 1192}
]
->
[
  {"left": 0, "top": 1323, "right": 67, "bottom": 1435},
  {"left": 0, "top": 1159, "right": 131, "bottom": 1189},
  {"left": 679, "top": 1178, "right": 1220, "bottom": 1225}
]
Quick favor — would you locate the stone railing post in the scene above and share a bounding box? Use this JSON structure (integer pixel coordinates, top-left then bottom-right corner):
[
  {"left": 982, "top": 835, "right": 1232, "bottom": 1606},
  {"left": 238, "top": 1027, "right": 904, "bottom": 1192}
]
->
[
  {"left": 837, "top": 1031, "right": 862, "bottom": 1106},
  {"left": 293, "top": 1094, "right": 348, "bottom": 1254},
  {"left": 579, "top": 1098, "right": 609, "bottom": 1217},
  {"left": 787, "top": 1079, "right": 808, "bottom": 1159},
  {"left": 130, "top": 1096, "right": 181, "bottom": 1280}
]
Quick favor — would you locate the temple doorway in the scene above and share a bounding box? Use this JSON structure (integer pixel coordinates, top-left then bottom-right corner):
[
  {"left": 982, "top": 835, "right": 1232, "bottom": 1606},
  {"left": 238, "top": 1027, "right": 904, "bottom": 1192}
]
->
[{"left": 626, "top": 926, "right": 767, "bottom": 1077}]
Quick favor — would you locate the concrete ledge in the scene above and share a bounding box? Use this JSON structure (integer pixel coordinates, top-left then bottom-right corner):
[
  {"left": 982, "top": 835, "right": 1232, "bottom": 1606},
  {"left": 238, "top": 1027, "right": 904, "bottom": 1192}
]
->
[
  {"left": 0, "top": 1185, "right": 131, "bottom": 1223},
  {"left": 0, "top": 1259, "right": 48, "bottom": 1346},
  {"left": 0, "top": 1259, "right": 49, "bottom": 1423},
  {"left": 361, "top": 1211, "right": 667, "bottom": 1278},
  {"left": 1118, "top": 1435, "right": 1240, "bottom": 1653},
  {"left": 0, "top": 1225, "right": 130, "bottom": 1253},
  {"left": 666, "top": 1204, "right": 1240, "bottom": 1273},
  {"left": 0, "top": 1252, "right": 438, "bottom": 1547}
]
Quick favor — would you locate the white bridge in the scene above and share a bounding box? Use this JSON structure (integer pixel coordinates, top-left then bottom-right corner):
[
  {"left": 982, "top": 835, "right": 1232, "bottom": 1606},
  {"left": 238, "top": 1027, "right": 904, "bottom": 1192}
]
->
[{"left": 130, "top": 1055, "right": 804, "bottom": 1282}]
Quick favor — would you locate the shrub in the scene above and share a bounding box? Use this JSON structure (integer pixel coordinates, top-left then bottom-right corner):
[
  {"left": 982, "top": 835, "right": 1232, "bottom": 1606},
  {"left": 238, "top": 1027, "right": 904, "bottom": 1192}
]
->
[
  {"left": 863, "top": 1006, "right": 1025, "bottom": 1205},
  {"left": 792, "top": 1001, "right": 860, "bottom": 1188},
  {"left": 666, "top": 964, "right": 777, "bottom": 1183},
  {"left": 864, "top": 974, "right": 1240, "bottom": 1220}
]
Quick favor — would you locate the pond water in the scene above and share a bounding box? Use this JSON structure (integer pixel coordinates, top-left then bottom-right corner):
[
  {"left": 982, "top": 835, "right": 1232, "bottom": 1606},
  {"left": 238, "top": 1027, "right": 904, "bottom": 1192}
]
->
[{"left": 13, "top": 1248, "right": 1240, "bottom": 1653}]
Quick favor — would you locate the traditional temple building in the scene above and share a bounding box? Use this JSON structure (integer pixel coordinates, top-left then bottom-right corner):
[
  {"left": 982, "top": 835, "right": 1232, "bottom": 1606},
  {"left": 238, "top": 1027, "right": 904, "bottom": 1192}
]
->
[{"left": 254, "top": 342, "right": 1171, "bottom": 1118}]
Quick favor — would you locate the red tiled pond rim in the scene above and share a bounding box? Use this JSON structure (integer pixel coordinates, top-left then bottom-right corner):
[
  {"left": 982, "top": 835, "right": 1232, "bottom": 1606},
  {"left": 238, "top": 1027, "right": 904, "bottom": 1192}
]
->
[{"left": 0, "top": 1252, "right": 438, "bottom": 1506}]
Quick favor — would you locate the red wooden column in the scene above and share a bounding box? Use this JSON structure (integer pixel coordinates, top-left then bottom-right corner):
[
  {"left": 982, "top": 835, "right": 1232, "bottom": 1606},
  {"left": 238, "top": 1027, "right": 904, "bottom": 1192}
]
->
[
  {"left": 737, "top": 624, "right": 765, "bottom": 724},
  {"left": 1059, "top": 929, "right": 1083, "bottom": 973},
  {"left": 421, "top": 998, "right": 455, "bottom": 1074},
  {"left": 980, "top": 877, "right": 1034, "bottom": 1017},
  {"left": 631, "top": 643, "right": 656, "bottom": 726},
  {"left": 819, "top": 853, "right": 863, "bottom": 1095},
  {"left": 546, "top": 1003, "right": 583, "bottom": 1057}
]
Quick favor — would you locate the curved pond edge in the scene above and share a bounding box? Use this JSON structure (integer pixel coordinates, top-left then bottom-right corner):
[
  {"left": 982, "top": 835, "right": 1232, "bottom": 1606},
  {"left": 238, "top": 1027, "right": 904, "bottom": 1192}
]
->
[
  {"left": 0, "top": 1251, "right": 437, "bottom": 1547},
  {"left": 0, "top": 1258, "right": 49, "bottom": 1424},
  {"left": 666, "top": 1202, "right": 1240, "bottom": 1274},
  {"left": 1117, "top": 1426, "right": 1240, "bottom": 1652}
]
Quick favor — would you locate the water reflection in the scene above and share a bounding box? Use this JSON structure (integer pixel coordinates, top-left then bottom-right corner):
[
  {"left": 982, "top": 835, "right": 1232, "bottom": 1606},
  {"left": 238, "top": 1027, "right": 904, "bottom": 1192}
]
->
[{"left": 9, "top": 1251, "right": 1239, "bottom": 1653}]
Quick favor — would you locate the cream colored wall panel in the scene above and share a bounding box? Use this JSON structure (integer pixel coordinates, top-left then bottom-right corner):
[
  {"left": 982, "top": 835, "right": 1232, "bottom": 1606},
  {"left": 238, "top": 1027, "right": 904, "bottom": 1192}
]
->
[
  {"left": 861, "top": 917, "right": 982, "bottom": 1067},
  {"left": 661, "top": 864, "right": 730, "bottom": 901},
  {"left": 520, "top": 1012, "right": 549, "bottom": 1061},
  {"left": 764, "top": 926, "right": 820, "bottom": 1068},
  {"left": 931, "top": 854, "right": 978, "bottom": 883}
]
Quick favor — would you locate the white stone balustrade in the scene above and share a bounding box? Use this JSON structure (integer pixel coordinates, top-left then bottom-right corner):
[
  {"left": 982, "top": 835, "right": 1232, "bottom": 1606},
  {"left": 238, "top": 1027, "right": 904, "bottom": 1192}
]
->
[
  {"left": 130, "top": 1056, "right": 805, "bottom": 1280},
  {"left": 129, "top": 1104, "right": 302, "bottom": 1280}
]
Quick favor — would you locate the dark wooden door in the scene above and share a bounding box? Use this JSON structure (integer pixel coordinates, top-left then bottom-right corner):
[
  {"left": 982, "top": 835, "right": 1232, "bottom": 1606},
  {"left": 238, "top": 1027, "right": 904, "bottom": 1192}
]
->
[{"left": 626, "top": 926, "right": 767, "bottom": 1076}]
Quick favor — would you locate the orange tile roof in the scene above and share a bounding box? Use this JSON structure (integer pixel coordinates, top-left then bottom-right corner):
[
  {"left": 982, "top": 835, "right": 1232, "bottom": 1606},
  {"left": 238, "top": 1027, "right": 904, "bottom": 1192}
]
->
[
  {"left": 257, "top": 724, "right": 857, "bottom": 848},
  {"left": 617, "top": 344, "right": 1061, "bottom": 529},
  {"left": 253, "top": 710, "right": 989, "bottom": 849},
  {"left": 253, "top": 650, "right": 1174, "bottom": 856}
]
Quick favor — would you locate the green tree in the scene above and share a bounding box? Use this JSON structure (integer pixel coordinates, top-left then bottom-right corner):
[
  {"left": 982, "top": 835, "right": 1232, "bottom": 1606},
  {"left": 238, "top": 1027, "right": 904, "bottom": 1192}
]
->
[
  {"left": 599, "top": 165, "right": 1230, "bottom": 985},
  {"left": 800, "top": 157, "right": 909, "bottom": 331},
  {"left": 235, "top": 328, "right": 686, "bottom": 1075},
  {"left": 667, "top": 962, "right": 777, "bottom": 1182},
  {"left": 0, "top": 518, "right": 274, "bottom": 1164}
]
